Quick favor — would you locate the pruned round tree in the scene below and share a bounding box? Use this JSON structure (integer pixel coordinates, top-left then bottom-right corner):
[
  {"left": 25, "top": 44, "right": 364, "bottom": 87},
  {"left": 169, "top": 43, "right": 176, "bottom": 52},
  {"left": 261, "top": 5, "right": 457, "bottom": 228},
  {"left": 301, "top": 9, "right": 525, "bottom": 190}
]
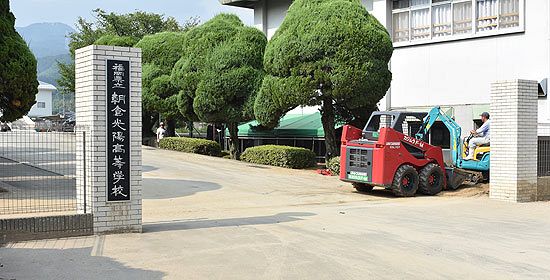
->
[
  {"left": 0, "top": 0, "right": 38, "bottom": 121},
  {"left": 255, "top": 0, "right": 393, "bottom": 159},
  {"left": 172, "top": 14, "right": 267, "bottom": 159},
  {"left": 135, "top": 31, "right": 187, "bottom": 136}
]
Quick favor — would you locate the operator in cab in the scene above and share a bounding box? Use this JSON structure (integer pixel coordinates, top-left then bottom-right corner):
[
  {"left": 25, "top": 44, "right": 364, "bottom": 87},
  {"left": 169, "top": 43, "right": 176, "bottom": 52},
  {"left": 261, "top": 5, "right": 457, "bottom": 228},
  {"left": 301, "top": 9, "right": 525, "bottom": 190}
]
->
[{"left": 466, "top": 112, "right": 490, "bottom": 160}]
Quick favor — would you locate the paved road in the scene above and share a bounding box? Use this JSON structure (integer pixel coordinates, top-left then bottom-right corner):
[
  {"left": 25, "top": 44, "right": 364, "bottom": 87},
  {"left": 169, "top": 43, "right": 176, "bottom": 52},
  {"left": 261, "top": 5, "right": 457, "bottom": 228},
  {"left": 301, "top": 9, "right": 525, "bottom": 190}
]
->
[{"left": 1, "top": 147, "right": 550, "bottom": 279}]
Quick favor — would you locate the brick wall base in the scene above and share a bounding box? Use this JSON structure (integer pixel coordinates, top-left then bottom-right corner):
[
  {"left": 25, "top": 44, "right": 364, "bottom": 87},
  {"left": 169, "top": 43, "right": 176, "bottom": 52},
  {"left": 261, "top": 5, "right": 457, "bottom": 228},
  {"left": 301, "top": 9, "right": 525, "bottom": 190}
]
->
[{"left": 0, "top": 214, "right": 93, "bottom": 244}]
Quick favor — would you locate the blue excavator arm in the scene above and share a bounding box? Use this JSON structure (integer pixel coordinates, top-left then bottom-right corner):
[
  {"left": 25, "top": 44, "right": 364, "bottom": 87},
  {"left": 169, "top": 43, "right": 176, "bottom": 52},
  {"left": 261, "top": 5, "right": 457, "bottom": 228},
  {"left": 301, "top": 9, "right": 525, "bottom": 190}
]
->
[
  {"left": 415, "top": 107, "right": 463, "bottom": 166},
  {"left": 415, "top": 106, "right": 489, "bottom": 172}
]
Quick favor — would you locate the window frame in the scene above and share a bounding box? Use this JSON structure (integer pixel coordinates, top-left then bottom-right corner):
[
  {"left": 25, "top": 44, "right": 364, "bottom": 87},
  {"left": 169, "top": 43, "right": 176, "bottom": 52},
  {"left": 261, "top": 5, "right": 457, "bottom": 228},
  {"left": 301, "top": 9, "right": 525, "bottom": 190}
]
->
[
  {"left": 37, "top": 102, "right": 46, "bottom": 109},
  {"left": 391, "top": 0, "right": 525, "bottom": 47}
]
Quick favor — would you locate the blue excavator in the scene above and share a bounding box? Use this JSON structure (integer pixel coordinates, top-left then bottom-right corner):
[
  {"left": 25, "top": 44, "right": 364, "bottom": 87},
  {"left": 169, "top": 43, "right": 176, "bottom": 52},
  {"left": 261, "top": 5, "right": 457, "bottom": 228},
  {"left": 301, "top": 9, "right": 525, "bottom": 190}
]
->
[{"left": 415, "top": 107, "right": 490, "bottom": 189}]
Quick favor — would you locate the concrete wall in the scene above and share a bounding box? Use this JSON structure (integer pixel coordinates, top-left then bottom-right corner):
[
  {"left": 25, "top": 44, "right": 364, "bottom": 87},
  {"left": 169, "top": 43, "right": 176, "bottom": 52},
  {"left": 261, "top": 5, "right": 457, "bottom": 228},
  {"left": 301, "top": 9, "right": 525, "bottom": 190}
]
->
[
  {"left": 253, "top": 0, "right": 293, "bottom": 39},
  {"left": 27, "top": 89, "right": 53, "bottom": 117}
]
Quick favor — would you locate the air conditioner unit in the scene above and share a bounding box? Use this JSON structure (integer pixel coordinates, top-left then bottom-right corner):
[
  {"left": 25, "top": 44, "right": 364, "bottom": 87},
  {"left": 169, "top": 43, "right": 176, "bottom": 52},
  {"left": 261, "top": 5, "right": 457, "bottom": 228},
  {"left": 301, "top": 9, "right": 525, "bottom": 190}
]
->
[{"left": 539, "top": 78, "right": 547, "bottom": 97}]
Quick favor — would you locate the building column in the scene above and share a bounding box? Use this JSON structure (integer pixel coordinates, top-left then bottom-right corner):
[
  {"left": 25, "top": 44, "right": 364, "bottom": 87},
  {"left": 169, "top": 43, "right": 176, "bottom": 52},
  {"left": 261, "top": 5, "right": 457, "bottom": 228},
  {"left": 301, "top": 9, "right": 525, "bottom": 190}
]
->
[
  {"left": 75, "top": 45, "right": 143, "bottom": 233},
  {"left": 490, "top": 80, "right": 538, "bottom": 202}
]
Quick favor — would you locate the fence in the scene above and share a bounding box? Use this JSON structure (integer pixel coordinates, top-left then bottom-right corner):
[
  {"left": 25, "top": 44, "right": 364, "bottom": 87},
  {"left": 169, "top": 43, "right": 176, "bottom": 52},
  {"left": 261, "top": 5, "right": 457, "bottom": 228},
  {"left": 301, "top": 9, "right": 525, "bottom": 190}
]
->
[
  {"left": 0, "top": 130, "right": 86, "bottom": 215},
  {"left": 538, "top": 136, "right": 550, "bottom": 177}
]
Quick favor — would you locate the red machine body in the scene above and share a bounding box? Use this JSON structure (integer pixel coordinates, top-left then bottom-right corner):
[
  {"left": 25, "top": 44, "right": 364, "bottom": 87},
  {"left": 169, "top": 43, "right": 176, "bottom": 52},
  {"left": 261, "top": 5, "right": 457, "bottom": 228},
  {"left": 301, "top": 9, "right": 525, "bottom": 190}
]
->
[{"left": 340, "top": 122, "right": 447, "bottom": 194}]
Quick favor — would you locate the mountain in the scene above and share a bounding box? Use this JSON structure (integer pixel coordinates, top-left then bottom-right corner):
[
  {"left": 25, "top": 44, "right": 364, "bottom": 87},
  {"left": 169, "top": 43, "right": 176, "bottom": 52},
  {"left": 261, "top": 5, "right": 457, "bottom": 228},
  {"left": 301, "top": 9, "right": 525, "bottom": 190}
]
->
[
  {"left": 17, "top": 23, "right": 75, "bottom": 87},
  {"left": 16, "top": 22, "right": 74, "bottom": 58},
  {"left": 37, "top": 53, "right": 72, "bottom": 86}
]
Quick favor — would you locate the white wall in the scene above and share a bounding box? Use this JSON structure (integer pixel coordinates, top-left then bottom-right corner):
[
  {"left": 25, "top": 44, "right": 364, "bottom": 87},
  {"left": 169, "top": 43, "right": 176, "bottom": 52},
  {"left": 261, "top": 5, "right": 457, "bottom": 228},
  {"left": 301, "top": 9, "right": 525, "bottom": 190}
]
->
[
  {"left": 254, "top": 0, "right": 293, "bottom": 39},
  {"left": 27, "top": 89, "right": 53, "bottom": 117},
  {"left": 383, "top": 0, "right": 550, "bottom": 125}
]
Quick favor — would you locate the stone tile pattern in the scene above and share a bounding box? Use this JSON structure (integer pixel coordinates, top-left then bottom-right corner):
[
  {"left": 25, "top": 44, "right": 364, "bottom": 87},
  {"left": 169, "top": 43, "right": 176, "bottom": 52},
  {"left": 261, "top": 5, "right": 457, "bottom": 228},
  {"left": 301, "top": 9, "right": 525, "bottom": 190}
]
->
[
  {"left": 75, "top": 45, "right": 142, "bottom": 233},
  {"left": 490, "top": 80, "right": 538, "bottom": 202}
]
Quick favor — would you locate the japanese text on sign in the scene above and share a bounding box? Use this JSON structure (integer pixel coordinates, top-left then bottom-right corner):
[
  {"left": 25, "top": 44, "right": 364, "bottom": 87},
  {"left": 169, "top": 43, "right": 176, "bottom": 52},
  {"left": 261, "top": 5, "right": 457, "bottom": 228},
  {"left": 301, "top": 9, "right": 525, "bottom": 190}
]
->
[{"left": 106, "top": 60, "right": 131, "bottom": 201}]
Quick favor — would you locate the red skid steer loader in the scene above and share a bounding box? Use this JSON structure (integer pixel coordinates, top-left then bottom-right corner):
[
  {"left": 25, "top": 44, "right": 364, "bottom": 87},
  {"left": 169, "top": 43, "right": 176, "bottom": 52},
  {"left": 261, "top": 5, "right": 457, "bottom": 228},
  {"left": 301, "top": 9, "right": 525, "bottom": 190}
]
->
[{"left": 339, "top": 111, "right": 475, "bottom": 197}]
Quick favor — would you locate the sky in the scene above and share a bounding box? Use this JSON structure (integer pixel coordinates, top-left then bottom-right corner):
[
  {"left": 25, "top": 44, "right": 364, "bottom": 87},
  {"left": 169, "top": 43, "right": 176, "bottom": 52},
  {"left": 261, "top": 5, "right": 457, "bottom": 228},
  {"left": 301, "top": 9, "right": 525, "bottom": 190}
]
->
[{"left": 11, "top": 0, "right": 254, "bottom": 28}]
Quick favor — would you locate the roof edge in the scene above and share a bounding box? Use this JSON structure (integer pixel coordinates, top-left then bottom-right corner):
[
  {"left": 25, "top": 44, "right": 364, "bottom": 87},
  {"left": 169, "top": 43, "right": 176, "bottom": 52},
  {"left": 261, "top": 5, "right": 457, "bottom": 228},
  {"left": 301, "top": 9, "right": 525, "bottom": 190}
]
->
[{"left": 219, "top": 0, "right": 258, "bottom": 9}]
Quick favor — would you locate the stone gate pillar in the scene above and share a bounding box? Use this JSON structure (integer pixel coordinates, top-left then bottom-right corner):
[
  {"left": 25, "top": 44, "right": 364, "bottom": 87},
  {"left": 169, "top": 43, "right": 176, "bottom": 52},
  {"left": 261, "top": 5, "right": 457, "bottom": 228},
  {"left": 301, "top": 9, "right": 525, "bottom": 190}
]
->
[
  {"left": 75, "top": 45, "right": 142, "bottom": 233},
  {"left": 490, "top": 80, "right": 538, "bottom": 202}
]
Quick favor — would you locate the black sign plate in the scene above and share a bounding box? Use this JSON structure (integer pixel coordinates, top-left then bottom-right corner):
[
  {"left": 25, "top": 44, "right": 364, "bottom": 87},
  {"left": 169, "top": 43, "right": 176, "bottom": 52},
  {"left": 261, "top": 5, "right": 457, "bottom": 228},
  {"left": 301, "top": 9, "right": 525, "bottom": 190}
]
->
[{"left": 106, "top": 59, "right": 131, "bottom": 202}]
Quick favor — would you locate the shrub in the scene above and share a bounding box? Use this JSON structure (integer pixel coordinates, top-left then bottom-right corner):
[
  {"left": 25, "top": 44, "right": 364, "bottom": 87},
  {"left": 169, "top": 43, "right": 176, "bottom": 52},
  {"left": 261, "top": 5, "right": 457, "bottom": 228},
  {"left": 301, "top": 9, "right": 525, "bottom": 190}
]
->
[
  {"left": 159, "top": 137, "right": 221, "bottom": 156},
  {"left": 240, "top": 145, "right": 316, "bottom": 169},
  {"left": 327, "top": 156, "right": 341, "bottom": 176}
]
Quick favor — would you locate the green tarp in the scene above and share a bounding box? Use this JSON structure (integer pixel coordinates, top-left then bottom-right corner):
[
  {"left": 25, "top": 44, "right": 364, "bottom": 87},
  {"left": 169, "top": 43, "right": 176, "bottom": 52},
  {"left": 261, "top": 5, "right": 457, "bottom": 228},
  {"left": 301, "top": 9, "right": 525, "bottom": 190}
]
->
[{"left": 228, "top": 112, "right": 339, "bottom": 138}]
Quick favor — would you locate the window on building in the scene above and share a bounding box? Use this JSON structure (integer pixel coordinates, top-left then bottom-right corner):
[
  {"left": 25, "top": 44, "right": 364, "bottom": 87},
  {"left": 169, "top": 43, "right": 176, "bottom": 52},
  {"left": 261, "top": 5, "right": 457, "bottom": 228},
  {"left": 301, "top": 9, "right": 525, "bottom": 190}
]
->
[
  {"left": 392, "top": 0, "right": 522, "bottom": 45},
  {"left": 37, "top": 102, "right": 46, "bottom": 108}
]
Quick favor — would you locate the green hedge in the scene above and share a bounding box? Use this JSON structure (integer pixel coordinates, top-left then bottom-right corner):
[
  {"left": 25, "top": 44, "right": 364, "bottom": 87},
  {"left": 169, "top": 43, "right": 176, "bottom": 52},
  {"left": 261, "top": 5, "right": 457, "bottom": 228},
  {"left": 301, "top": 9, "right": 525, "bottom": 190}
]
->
[
  {"left": 159, "top": 137, "right": 221, "bottom": 156},
  {"left": 327, "top": 156, "right": 341, "bottom": 176},
  {"left": 241, "top": 145, "right": 316, "bottom": 169}
]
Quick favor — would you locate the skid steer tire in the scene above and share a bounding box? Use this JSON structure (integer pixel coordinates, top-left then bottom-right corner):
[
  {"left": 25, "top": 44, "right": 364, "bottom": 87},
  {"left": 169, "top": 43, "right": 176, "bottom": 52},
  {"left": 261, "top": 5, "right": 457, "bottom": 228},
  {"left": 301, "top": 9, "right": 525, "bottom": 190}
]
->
[
  {"left": 419, "top": 163, "right": 445, "bottom": 195},
  {"left": 392, "top": 165, "right": 419, "bottom": 197},
  {"left": 353, "top": 182, "right": 374, "bottom": 192}
]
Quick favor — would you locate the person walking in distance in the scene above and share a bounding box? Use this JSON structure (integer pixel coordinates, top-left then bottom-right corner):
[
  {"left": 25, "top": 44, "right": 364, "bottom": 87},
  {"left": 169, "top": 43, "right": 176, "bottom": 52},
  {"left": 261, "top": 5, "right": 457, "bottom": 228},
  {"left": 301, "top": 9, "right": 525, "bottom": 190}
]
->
[{"left": 156, "top": 122, "right": 166, "bottom": 146}]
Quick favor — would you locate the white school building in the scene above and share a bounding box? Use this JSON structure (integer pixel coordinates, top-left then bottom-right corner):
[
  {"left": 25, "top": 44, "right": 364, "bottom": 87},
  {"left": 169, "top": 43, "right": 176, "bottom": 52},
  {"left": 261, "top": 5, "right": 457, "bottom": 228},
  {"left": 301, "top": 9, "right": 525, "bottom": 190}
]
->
[
  {"left": 221, "top": 0, "right": 550, "bottom": 139},
  {"left": 27, "top": 81, "right": 55, "bottom": 117}
]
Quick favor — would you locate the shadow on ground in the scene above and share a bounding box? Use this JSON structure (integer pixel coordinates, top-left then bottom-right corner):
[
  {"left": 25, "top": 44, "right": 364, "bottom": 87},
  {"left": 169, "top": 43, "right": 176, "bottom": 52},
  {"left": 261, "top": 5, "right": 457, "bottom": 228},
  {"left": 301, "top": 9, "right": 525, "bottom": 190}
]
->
[
  {"left": 143, "top": 178, "right": 222, "bottom": 199},
  {"left": 142, "top": 165, "right": 159, "bottom": 172},
  {"left": 355, "top": 183, "right": 489, "bottom": 198},
  {"left": 355, "top": 188, "right": 397, "bottom": 198},
  {"left": 0, "top": 247, "right": 164, "bottom": 280},
  {"left": 143, "top": 212, "right": 316, "bottom": 233}
]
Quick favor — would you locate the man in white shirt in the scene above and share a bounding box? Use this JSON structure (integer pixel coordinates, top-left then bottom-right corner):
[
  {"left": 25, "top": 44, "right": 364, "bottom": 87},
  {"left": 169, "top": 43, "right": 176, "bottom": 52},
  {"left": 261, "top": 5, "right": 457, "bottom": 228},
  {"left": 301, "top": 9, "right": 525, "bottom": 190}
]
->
[
  {"left": 466, "top": 112, "right": 490, "bottom": 160},
  {"left": 156, "top": 122, "right": 166, "bottom": 146}
]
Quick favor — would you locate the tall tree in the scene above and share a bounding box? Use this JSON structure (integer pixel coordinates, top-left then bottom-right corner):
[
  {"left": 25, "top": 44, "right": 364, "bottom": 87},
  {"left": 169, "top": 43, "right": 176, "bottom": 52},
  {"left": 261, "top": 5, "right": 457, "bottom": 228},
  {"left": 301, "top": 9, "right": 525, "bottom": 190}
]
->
[
  {"left": 135, "top": 31, "right": 188, "bottom": 137},
  {"left": 0, "top": 0, "right": 38, "bottom": 121},
  {"left": 172, "top": 14, "right": 267, "bottom": 159},
  {"left": 57, "top": 9, "right": 198, "bottom": 107},
  {"left": 255, "top": 0, "right": 393, "bottom": 159}
]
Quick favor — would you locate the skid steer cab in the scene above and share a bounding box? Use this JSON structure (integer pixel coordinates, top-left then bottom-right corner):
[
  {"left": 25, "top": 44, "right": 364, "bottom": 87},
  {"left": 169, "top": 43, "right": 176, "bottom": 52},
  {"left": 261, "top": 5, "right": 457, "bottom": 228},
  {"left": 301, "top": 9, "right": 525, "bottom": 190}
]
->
[{"left": 339, "top": 111, "right": 448, "bottom": 197}]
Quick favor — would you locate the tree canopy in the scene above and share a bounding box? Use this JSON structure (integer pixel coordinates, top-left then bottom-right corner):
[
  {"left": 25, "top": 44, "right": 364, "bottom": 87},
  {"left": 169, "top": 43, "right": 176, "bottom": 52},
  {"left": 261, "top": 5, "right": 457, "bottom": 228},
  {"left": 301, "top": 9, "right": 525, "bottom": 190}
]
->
[
  {"left": 135, "top": 31, "right": 188, "bottom": 136},
  {"left": 171, "top": 14, "right": 267, "bottom": 158},
  {"left": 57, "top": 9, "right": 198, "bottom": 100},
  {"left": 0, "top": 0, "right": 38, "bottom": 122},
  {"left": 255, "top": 0, "right": 393, "bottom": 158}
]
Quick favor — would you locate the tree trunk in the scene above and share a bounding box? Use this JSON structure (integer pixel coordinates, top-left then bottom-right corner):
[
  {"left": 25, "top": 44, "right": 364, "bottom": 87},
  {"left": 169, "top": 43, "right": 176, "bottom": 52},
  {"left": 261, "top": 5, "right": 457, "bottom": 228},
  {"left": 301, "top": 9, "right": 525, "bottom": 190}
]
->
[
  {"left": 188, "top": 121, "right": 194, "bottom": 138},
  {"left": 166, "top": 118, "right": 176, "bottom": 137},
  {"left": 142, "top": 113, "right": 155, "bottom": 138},
  {"left": 320, "top": 98, "right": 339, "bottom": 160},
  {"left": 227, "top": 122, "right": 240, "bottom": 160}
]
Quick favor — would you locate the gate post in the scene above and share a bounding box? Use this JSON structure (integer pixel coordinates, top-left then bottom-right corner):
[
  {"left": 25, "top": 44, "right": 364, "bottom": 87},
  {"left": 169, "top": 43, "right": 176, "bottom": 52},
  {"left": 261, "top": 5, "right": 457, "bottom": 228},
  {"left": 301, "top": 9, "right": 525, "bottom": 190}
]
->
[
  {"left": 75, "top": 45, "right": 143, "bottom": 233},
  {"left": 490, "top": 80, "right": 538, "bottom": 202}
]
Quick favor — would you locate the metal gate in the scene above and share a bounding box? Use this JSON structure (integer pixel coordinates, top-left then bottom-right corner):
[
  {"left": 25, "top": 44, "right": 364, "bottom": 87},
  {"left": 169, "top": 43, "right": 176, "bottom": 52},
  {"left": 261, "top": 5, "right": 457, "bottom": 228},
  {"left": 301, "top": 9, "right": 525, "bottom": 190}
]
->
[
  {"left": 0, "top": 130, "right": 86, "bottom": 215},
  {"left": 538, "top": 136, "right": 550, "bottom": 177}
]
